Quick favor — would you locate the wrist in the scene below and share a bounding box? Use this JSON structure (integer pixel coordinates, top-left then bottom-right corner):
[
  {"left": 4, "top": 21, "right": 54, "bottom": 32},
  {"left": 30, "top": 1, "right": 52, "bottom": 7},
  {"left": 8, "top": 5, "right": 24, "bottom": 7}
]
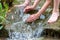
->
[
  {"left": 36, "top": 13, "right": 40, "bottom": 17},
  {"left": 36, "top": 11, "right": 42, "bottom": 16}
]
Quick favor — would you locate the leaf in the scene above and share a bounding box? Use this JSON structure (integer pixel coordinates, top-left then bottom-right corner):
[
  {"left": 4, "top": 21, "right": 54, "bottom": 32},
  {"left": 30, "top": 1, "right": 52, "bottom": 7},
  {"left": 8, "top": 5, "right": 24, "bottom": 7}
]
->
[
  {"left": 4, "top": 3, "right": 8, "bottom": 12},
  {"left": 0, "top": 16, "right": 5, "bottom": 24},
  {"left": 0, "top": 26, "right": 3, "bottom": 30},
  {"left": 0, "top": 3, "right": 3, "bottom": 13}
]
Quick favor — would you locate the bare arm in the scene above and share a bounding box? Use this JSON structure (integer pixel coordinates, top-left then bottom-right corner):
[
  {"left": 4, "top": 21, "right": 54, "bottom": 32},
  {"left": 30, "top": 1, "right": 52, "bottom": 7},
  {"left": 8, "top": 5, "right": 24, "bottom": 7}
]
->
[
  {"left": 37, "top": 0, "right": 51, "bottom": 16},
  {"left": 32, "top": 0, "right": 41, "bottom": 8},
  {"left": 24, "top": 0, "right": 31, "bottom": 4}
]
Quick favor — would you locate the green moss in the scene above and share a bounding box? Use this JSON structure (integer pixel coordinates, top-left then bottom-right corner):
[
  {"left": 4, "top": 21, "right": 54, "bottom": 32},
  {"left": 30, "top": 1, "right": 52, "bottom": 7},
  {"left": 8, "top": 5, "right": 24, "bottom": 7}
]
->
[{"left": 0, "top": 27, "right": 9, "bottom": 38}]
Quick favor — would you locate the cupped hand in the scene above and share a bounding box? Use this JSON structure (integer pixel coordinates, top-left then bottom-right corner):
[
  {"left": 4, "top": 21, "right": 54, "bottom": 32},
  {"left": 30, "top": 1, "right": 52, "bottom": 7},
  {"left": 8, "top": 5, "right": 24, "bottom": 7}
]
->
[
  {"left": 26, "top": 13, "right": 39, "bottom": 22},
  {"left": 24, "top": 6, "right": 34, "bottom": 13}
]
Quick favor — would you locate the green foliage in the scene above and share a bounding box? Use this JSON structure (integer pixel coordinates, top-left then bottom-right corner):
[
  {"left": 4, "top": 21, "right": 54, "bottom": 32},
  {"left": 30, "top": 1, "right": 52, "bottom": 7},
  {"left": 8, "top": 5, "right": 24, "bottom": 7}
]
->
[
  {"left": 0, "top": 2, "right": 8, "bottom": 24},
  {"left": 0, "top": 24, "right": 3, "bottom": 30},
  {"left": 0, "top": 2, "right": 8, "bottom": 30}
]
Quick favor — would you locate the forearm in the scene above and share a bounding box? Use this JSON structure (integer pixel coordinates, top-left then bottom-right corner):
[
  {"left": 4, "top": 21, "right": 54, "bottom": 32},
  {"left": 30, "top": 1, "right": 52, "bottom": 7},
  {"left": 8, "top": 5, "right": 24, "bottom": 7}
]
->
[
  {"left": 37, "top": 0, "right": 51, "bottom": 16},
  {"left": 24, "top": 0, "right": 31, "bottom": 4},
  {"left": 59, "top": 0, "right": 60, "bottom": 7},
  {"left": 32, "top": 0, "right": 41, "bottom": 8}
]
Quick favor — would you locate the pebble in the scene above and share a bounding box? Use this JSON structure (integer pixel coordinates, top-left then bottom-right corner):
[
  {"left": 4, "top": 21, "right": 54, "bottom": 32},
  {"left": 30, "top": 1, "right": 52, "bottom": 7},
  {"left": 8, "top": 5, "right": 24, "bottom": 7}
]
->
[{"left": 40, "top": 14, "right": 45, "bottom": 20}]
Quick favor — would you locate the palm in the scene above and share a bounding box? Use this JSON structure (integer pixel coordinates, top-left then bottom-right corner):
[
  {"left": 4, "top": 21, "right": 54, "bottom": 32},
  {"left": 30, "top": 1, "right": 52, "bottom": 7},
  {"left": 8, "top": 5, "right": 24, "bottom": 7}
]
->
[{"left": 24, "top": 6, "right": 34, "bottom": 13}]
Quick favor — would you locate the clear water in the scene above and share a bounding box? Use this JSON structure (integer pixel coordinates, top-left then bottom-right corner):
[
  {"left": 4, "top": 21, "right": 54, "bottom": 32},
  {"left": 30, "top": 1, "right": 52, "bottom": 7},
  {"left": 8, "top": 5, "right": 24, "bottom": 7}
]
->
[
  {"left": 6, "top": 7, "right": 45, "bottom": 40},
  {"left": 5, "top": 3, "right": 60, "bottom": 40}
]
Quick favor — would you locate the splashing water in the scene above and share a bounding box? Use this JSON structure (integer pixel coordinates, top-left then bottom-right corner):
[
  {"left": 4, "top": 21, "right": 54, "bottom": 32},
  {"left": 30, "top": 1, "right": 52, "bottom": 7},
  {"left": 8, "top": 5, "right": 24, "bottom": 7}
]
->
[
  {"left": 22, "top": 14, "right": 30, "bottom": 22},
  {"left": 7, "top": 21, "right": 44, "bottom": 40},
  {"left": 19, "top": 6, "right": 25, "bottom": 17},
  {"left": 6, "top": 6, "right": 44, "bottom": 40},
  {"left": 32, "top": 28, "right": 44, "bottom": 38},
  {"left": 15, "top": 6, "right": 30, "bottom": 22}
]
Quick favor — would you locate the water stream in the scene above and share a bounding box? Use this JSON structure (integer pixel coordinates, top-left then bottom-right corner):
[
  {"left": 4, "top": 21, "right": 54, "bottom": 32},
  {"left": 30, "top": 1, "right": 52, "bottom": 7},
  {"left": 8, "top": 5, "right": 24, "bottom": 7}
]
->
[
  {"left": 5, "top": 6, "right": 60, "bottom": 40},
  {"left": 6, "top": 7, "right": 45, "bottom": 40}
]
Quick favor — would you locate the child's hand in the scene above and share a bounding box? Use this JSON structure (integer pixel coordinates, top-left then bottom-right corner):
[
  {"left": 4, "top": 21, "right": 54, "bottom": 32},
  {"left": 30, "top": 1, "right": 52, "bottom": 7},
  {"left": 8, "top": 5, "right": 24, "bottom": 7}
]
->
[
  {"left": 26, "top": 13, "right": 39, "bottom": 22},
  {"left": 24, "top": 6, "right": 35, "bottom": 13},
  {"left": 14, "top": 3, "right": 29, "bottom": 8}
]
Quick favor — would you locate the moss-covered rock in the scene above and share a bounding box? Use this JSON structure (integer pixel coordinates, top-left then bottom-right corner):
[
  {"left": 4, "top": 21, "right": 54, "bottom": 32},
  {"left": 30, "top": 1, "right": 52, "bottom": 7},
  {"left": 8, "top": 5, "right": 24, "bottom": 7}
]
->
[{"left": 0, "top": 24, "right": 9, "bottom": 38}]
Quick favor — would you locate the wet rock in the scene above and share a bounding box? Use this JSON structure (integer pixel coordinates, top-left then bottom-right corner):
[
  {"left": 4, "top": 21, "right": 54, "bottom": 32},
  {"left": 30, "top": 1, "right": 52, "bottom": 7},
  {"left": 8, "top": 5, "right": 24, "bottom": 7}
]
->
[
  {"left": 40, "top": 14, "right": 45, "bottom": 20},
  {"left": 32, "top": 28, "right": 44, "bottom": 38},
  {"left": 0, "top": 27, "right": 9, "bottom": 38},
  {"left": 40, "top": 29, "right": 60, "bottom": 38},
  {"left": 0, "top": 24, "right": 9, "bottom": 38}
]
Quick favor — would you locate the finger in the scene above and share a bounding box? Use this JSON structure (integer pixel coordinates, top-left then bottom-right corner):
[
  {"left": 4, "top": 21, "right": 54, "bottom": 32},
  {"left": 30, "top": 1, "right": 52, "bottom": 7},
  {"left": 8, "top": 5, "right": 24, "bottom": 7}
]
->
[
  {"left": 26, "top": 17, "right": 32, "bottom": 22},
  {"left": 26, "top": 18, "right": 31, "bottom": 22},
  {"left": 28, "top": 19, "right": 35, "bottom": 22},
  {"left": 24, "top": 9, "right": 31, "bottom": 13},
  {"left": 24, "top": 8, "right": 29, "bottom": 12},
  {"left": 24, "top": 8, "right": 27, "bottom": 13},
  {"left": 26, "top": 18, "right": 35, "bottom": 22}
]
